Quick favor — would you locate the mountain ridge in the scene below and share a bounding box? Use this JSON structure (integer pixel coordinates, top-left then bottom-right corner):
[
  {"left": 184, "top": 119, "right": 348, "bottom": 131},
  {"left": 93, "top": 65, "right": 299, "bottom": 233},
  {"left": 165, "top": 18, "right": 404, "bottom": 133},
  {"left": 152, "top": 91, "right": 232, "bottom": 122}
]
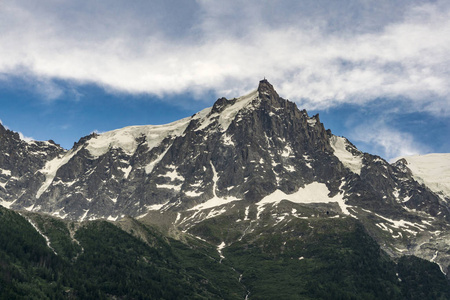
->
[{"left": 1, "top": 79, "right": 450, "bottom": 276}]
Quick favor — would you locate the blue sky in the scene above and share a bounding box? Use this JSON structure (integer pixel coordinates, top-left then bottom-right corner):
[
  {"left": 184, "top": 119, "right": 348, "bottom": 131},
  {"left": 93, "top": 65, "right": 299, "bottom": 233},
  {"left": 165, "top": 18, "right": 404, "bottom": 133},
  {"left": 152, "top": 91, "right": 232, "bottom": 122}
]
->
[{"left": 0, "top": 0, "right": 449, "bottom": 161}]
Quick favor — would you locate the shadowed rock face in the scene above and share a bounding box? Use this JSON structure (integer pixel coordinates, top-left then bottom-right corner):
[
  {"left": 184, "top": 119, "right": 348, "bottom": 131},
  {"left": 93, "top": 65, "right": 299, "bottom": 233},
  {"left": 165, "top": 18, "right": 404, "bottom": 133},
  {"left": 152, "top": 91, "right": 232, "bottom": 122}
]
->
[{"left": 1, "top": 80, "right": 449, "bottom": 274}]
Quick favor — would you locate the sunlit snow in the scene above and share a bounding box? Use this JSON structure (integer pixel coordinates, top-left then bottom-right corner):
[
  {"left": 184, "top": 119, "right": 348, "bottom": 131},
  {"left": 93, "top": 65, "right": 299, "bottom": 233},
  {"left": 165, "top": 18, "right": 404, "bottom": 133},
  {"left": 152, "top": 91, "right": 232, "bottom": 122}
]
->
[
  {"left": 218, "top": 89, "right": 259, "bottom": 131},
  {"left": 189, "top": 161, "right": 241, "bottom": 211},
  {"left": 257, "top": 182, "right": 350, "bottom": 216},
  {"left": 330, "top": 135, "right": 363, "bottom": 175},
  {"left": 36, "top": 148, "right": 81, "bottom": 199},
  {"left": 0, "top": 169, "right": 11, "bottom": 176},
  {"left": 0, "top": 199, "right": 15, "bottom": 209},
  {"left": 86, "top": 117, "right": 192, "bottom": 158},
  {"left": 217, "top": 241, "right": 226, "bottom": 263},
  {"left": 397, "top": 153, "right": 450, "bottom": 202}
]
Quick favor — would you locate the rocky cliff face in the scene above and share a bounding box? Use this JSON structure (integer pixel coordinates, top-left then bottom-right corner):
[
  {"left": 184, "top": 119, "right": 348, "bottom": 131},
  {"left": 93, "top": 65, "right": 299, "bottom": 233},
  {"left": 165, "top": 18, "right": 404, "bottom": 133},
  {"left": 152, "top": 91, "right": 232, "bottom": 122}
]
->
[
  {"left": 0, "top": 125, "right": 64, "bottom": 210},
  {"left": 1, "top": 79, "right": 449, "bottom": 274}
]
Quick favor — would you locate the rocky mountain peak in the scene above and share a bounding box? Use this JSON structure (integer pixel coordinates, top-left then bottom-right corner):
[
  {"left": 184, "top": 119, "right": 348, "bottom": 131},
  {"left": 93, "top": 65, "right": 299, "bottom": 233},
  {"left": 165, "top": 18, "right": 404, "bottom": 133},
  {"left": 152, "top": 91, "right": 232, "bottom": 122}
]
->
[
  {"left": 257, "top": 78, "right": 283, "bottom": 108},
  {"left": 257, "top": 78, "right": 277, "bottom": 95},
  {"left": 1, "top": 80, "right": 450, "bottom": 275},
  {"left": 209, "top": 79, "right": 283, "bottom": 120}
]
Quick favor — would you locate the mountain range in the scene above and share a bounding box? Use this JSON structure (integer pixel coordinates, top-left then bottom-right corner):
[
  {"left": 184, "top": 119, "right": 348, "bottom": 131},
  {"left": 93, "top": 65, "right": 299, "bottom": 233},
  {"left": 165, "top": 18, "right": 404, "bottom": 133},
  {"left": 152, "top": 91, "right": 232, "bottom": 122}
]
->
[{"left": 1, "top": 79, "right": 449, "bottom": 299}]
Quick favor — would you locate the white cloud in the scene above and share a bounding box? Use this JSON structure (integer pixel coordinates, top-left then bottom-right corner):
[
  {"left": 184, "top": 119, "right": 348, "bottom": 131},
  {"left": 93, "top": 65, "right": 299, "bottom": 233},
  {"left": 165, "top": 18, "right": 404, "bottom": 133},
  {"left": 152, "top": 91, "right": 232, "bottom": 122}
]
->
[
  {"left": 349, "top": 121, "right": 431, "bottom": 161},
  {"left": 31, "top": 78, "right": 64, "bottom": 101},
  {"left": 18, "top": 132, "right": 34, "bottom": 143},
  {"left": 0, "top": 0, "right": 449, "bottom": 115},
  {"left": 0, "top": 119, "right": 34, "bottom": 141}
]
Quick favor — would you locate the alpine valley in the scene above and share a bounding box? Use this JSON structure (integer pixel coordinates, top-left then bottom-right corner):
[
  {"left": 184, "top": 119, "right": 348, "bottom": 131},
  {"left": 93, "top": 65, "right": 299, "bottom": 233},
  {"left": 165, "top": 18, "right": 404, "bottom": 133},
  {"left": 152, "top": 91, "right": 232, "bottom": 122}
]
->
[{"left": 1, "top": 80, "right": 449, "bottom": 299}]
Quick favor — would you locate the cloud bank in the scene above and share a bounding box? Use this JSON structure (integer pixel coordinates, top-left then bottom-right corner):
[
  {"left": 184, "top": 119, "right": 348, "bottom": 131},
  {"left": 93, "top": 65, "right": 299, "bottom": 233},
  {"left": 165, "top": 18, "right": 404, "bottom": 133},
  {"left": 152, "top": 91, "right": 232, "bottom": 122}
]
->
[{"left": 0, "top": 0, "right": 448, "bottom": 114}]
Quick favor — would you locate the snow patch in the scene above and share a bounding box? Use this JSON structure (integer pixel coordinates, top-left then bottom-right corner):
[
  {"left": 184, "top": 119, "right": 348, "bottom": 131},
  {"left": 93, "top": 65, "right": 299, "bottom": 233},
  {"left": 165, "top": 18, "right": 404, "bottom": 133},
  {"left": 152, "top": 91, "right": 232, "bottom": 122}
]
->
[
  {"left": 145, "top": 147, "right": 170, "bottom": 174},
  {"left": 160, "top": 166, "right": 184, "bottom": 181},
  {"left": 284, "top": 165, "right": 295, "bottom": 172},
  {"left": 146, "top": 202, "right": 169, "bottom": 211},
  {"left": 303, "top": 155, "right": 313, "bottom": 168},
  {"left": 107, "top": 215, "right": 119, "bottom": 221},
  {"left": 0, "top": 169, "right": 11, "bottom": 176},
  {"left": 431, "top": 250, "right": 438, "bottom": 262},
  {"left": 189, "top": 162, "right": 241, "bottom": 211},
  {"left": 218, "top": 89, "right": 259, "bottom": 132},
  {"left": 307, "top": 118, "right": 317, "bottom": 127},
  {"left": 80, "top": 209, "right": 89, "bottom": 222},
  {"left": 156, "top": 183, "right": 182, "bottom": 191},
  {"left": 0, "top": 199, "right": 15, "bottom": 209},
  {"left": 185, "top": 190, "right": 203, "bottom": 197},
  {"left": 193, "top": 108, "right": 216, "bottom": 132},
  {"left": 244, "top": 206, "right": 250, "bottom": 220},
  {"left": 119, "top": 166, "right": 132, "bottom": 179},
  {"left": 257, "top": 182, "right": 350, "bottom": 215},
  {"left": 217, "top": 242, "right": 226, "bottom": 263},
  {"left": 281, "top": 145, "right": 294, "bottom": 158},
  {"left": 174, "top": 213, "right": 181, "bottom": 224},
  {"left": 361, "top": 208, "right": 426, "bottom": 233},
  {"left": 24, "top": 204, "right": 35, "bottom": 211},
  {"left": 36, "top": 148, "right": 80, "bottom": 198},
  {"left": 376, "top": 223, "right": 393, "bottom": 233},
  {"left": 190, "top": 195, "right": 240, "bottom": 212},
  {"left": 394, "top": 247, "right": 408, "bottom": 253},
  {"left": 256, "top": 204, "right": 266, "bottom": 219},
  {"left": 190, "top": 181, "right": 203, "bottom": 188},
  {"left": 222, "top": 134, "right": 235, "bottom": 146},
  {"left": 330, "top": 135, "right": 363, "bottom": 175},
  {"left": 205, "top": 207, "right": 227, "bottom": 220},
  {"left": 402, "top": 195, "right": 412, "bottom": 203}
]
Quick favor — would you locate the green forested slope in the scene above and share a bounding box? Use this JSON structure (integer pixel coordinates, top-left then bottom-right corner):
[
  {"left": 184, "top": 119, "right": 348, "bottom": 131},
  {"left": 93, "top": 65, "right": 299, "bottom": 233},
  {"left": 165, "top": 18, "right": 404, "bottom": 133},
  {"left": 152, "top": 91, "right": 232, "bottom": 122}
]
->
[{"left": 1, "top": 206, "right": 449, "bottom": 299}]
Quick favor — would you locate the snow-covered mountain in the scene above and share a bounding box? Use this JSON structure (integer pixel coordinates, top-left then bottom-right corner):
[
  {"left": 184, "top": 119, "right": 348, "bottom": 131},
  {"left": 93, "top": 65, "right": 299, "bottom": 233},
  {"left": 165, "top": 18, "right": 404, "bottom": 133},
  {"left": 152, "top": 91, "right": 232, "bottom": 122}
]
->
[
  {"left": 394, "top": 154, "right": 450, "bottom": 202},
  {"left": 1, "top": 79, "right": 449, "bottom": 274}
]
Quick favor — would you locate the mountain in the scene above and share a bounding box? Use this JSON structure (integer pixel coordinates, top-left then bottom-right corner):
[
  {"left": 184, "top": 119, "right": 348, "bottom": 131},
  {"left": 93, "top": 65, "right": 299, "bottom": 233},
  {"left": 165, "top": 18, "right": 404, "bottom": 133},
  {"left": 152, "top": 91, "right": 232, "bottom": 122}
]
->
[
  {"left": 1, "top": 79, "right": 450, "bottom": 298},
  {"left": 394, "top": 153, "right": 450, "bottom": 203}
]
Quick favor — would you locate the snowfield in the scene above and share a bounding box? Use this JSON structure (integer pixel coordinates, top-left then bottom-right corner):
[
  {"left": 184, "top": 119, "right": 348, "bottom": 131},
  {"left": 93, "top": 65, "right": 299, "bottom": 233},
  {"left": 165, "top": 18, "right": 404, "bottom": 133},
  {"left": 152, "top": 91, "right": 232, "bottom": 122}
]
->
[
  {"left": 330, "top": 135, "right": 363, "bottom": 175},
  {"left": 397, "top": 153, "right": 450, "bottom": 201}
]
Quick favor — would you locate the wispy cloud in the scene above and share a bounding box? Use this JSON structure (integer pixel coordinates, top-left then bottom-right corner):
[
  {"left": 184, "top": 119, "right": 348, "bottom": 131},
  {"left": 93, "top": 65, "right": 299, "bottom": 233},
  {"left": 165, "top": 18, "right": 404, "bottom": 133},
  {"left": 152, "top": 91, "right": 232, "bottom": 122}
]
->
[
  {"left": 0, "top": 0, "right": 449, "bottom": 116},
  {"left": 18, "top": 131, "right": 34, "bottom": 142},
  {"left": 349, "top": 120, "right": 431, "bottom": 161},
  {"left": 0, "top": 119, "right": 34, "bottom": 142}
]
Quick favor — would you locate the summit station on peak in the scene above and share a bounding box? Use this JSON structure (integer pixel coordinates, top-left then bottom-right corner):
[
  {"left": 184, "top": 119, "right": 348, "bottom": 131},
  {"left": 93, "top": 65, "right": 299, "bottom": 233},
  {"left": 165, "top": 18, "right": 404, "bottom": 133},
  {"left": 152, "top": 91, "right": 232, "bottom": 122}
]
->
[{"left": 257, "top": 78, "right": 277, "bottom": 94}]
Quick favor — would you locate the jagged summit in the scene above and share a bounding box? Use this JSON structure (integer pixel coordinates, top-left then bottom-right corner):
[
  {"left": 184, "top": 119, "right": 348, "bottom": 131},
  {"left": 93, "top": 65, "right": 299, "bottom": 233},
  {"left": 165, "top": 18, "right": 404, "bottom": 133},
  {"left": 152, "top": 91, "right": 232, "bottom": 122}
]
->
[
  {"left": 211, "top": 79, "right": 281, "bottom": 116},
  {"left": 257, "top": 78, "right": 277, "bottom": 95},
  {"left": 1, "top": 80, "right": 328, "bottom": 219},
  {"left": 1, "top": 79, "right": 450, "bottom": 274},
  {"left": 1, "top": 79, "right": 446, "bottom": 220}
]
